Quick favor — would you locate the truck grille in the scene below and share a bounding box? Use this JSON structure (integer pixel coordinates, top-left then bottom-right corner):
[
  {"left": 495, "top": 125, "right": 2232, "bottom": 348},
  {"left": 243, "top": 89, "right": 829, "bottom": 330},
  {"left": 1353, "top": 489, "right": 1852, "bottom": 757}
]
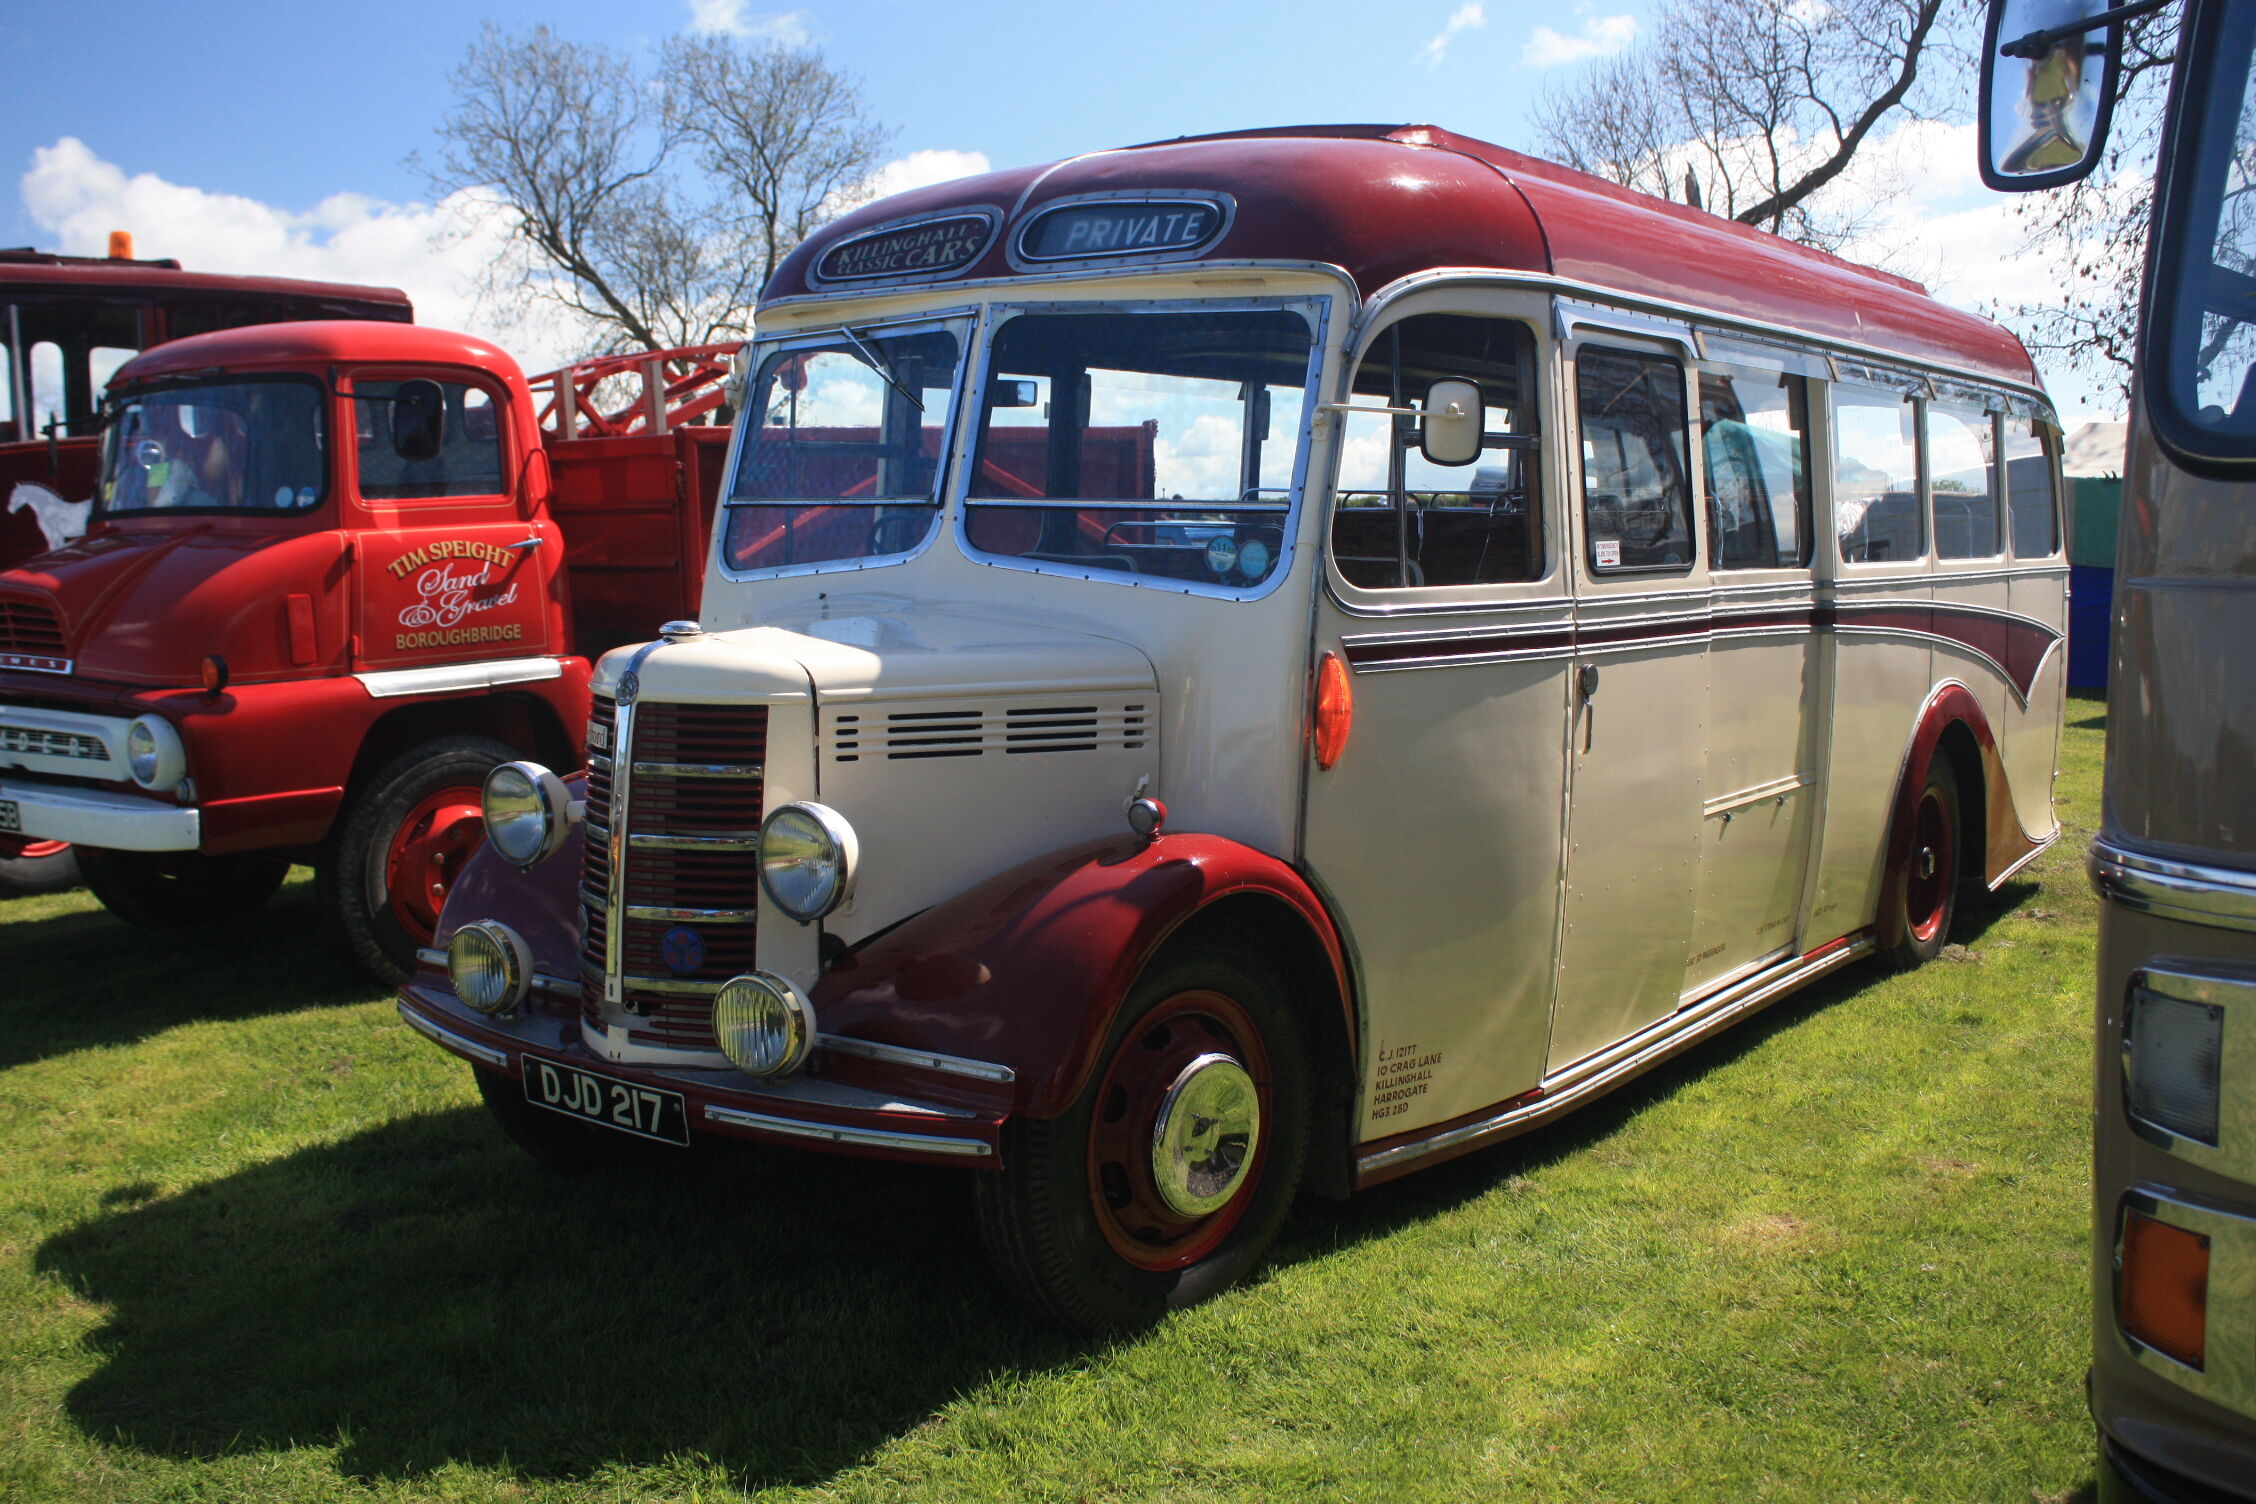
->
[
  {"left": 0, "top": 599, "right": 68, "bottom": 670},
  {"left": 581, "top": 696, "right": 768, "bottom": 1050}
]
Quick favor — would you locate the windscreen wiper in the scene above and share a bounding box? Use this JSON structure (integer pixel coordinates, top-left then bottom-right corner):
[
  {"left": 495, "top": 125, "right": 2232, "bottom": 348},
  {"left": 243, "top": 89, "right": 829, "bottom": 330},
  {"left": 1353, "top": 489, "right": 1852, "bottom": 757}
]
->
[{"left": 839, "top": 326, "right": 924, "bottom": 414}]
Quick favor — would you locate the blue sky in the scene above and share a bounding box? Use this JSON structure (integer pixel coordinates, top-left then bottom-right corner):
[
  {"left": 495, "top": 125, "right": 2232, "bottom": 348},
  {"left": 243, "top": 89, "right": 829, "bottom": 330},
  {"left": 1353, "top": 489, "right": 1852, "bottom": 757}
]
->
[{"left": 0, "top": 2, "right": 2122, "bottom": 423}]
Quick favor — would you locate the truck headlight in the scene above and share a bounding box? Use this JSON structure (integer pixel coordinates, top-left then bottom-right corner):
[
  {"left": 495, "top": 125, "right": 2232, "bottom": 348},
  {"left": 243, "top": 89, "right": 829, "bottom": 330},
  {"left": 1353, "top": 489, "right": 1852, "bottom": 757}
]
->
[
  {"left": 482, "top": 761, "right": 575, "bottom": 868},
  {"left": 714, "top": 971, "right": 815, "bottom": 1077},
  {"left": 447, "top": 920, "right": 531, "bottom": 1015},
  {"left": 757, "top": 801, "right": 858, "bottom": 923},
  {"left": 125, "top": 714, "right": 186, "bottom": 790}
]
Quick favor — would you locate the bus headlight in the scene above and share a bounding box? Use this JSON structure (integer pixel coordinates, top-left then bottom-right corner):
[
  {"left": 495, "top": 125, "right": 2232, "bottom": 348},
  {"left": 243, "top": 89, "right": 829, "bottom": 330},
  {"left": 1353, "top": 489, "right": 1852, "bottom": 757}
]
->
[
  {"left": 757, "top": 801, "right": 858, "bottom": 922},
  {"left": 482, "top": 761, "right": 575, "bottom": 868},
  {"left": 447, "top": 920, "right": 531, "bottom": 1015},
  {"left": 714, "top": 972, "right": 815, "bottom": 1077},
  {"left": 125, "top": 715, "right": 186, "bottom": 790}
]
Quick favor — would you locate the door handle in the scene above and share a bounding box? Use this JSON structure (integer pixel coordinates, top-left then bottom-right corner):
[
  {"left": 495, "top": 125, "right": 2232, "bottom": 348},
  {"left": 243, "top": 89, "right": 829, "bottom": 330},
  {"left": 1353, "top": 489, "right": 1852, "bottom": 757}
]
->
[{"left": 1578, "top": 663, "right": 1599, "bottom": 751}]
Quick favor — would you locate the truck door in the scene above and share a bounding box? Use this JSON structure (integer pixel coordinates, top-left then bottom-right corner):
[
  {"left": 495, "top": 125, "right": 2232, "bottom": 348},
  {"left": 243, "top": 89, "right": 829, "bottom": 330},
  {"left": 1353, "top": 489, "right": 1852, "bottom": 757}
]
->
[{"left": 348, "top": 373, "right": 560, "bottom": 673}]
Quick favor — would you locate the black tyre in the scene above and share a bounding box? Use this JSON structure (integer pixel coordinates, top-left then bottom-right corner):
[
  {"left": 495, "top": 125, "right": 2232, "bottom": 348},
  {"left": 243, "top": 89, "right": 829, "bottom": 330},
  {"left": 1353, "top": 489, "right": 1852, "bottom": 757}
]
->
[
  {"left": 321, "top": 735, "right": 514, "bottom": 984},
  {"left": 0, "top": 840, "right": 80, "bottom": 898},
  {"left": 78, "top": 845, "right": 287, "bottom": 927},
  {"left": 1881, "top": 754, "right": 1962, "bottom": 970},
  {"left": 974, "top": 930, "right": 1311, "bottom": 1334},
  {"left": 473, "top": 1065, "right": 648, "bottom": 1176}
]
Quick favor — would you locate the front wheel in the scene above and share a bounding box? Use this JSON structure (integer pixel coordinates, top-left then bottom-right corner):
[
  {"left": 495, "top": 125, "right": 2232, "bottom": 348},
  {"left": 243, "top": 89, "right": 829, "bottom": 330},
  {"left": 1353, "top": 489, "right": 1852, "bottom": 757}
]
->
[
  {"left": 0, "top": 839, "right": 80, "bottom": 898},
  {"left": 1881, "top": 755, "right": 1962, "bottom": 970},
  {"left": 974, "top": 931, "right": 1311, "bottom": 1333},
  {"left": 78, "top": 846, "right": 288, "bottom": 926},
  {"left": 321, "top": 735, "right": 515, "bottom": 984}
]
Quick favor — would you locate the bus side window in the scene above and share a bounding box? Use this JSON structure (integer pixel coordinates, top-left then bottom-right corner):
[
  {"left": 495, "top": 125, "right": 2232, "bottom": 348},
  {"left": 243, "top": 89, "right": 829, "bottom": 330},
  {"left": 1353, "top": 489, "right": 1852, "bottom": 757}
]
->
[
  {"left": 1699, "top": 370, "right": 1811, "bottom": 569},
  {"left": 1834, "top": 387, "right": 1923, "bottom": 564},
  {"left": 2004, "top": 417, "right": 2061, "bottom": 558},
  {"left": 1330, "top": 313, "right": 1540, "bottom": 589},
  {"left": 1579, "top": 347, "right": 1692, "bottom": 572},
  {"left": 16, "top": 301, "right": 143, "bottom": 438},
  {"left": 1929, "top": 404, "right": 2001, "bottom": 559}
]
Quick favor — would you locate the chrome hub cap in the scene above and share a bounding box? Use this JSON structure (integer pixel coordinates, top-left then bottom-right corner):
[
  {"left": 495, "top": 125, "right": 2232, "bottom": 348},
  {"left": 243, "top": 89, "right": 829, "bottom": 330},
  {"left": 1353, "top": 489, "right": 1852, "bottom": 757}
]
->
[{"left": 1150, "top": 1052, "right": 1261, "bottom": 1216}]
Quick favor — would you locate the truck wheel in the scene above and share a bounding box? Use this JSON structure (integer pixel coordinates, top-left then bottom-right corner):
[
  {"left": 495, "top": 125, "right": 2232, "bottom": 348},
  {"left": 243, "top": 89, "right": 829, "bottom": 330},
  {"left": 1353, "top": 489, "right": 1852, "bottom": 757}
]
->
[
  {"left": 473, "top": 1065, "right": 645, "bottom": 1175},
  {"left": 1882, "top": 755, "right": 1962, "bottom": 970},
  {"left": 973, "top": 932, "right": 1311, "bottom": 1333},
  {"left": 77, "top": 846, "right": 288, "bottom": 926},
  {"left": 323, "top": 735, "right": 515, "bottom": 984},
  {"left": 0, "top": 840, "right": 80, "bottom": 897}
]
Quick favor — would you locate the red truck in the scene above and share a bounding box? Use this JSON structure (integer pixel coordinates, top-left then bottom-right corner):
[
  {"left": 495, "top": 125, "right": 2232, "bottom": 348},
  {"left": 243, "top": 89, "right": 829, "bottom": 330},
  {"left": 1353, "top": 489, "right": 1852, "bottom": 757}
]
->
[
  {"left": 0, "top": 238, "right": 414, "bottom": 894},
  {"left": 0, "top": 320, "right": 736, "bottom": 977}
]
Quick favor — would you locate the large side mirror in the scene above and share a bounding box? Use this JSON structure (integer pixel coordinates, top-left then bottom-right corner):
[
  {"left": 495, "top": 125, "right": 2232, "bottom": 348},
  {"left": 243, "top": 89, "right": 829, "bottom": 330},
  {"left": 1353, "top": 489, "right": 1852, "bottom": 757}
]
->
[
  {"left": 1420, "top": 379, "right": 1484, "bottom": 467},
  {"left": 1979, "top": 0, "right": 2121, "bottom": 191},
  {"left": 390, "top": 379, "right": 448, "bottom": 462}
]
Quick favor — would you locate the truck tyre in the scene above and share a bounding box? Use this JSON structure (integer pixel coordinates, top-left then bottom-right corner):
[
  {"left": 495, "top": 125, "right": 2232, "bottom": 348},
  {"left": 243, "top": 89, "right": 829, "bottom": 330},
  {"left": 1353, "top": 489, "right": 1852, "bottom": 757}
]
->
[
  {"left": 473, "top": 1064, "right": 645, "bottom": 1176},
  {"left": 1881, "top": 755, "right": 1962, "bottom": 971},
  {"left": 78, "top": 846, "right": 288, "bottom": 926},
  {"left": 973, "top": 930, "right": 1311, "bottom": 1334},
  {"left": 323, "top": 735, "right": 515, "bottom": 984},
  {"left": 0, "top": 840, "right": 80, "bottom": 898}
]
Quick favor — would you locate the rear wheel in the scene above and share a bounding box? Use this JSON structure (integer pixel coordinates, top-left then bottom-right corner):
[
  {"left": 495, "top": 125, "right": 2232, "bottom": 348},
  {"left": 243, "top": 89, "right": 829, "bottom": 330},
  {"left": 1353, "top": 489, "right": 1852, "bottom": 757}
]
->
[
  {"left": 322, "top": 735, "right": 514, "bottom": 984},
  {"left": 974, "top": 931, "right": 1310, "bottom": 1333},
  {"left": 0, "top": 840, "right": 80, "bottom": 897},
  {"left": 78, "top": 846, "right": 288, "bottom": 927},
  {"left": 1882, "top": 755, "right": 1962, "bottom": 970}
]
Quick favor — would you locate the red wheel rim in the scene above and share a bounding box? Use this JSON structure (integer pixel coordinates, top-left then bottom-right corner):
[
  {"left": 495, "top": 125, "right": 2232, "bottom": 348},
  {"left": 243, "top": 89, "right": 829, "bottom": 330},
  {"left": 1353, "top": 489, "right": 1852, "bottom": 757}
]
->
[
  {"left": 382, "top": 785, "right": 485, "bottom": 943},
  {"left": 1086, "top": 989, "right": 1272, "bottom": 1272},
  {"left": 1905, "top": 784, "right": 1953, "bottom": 944},
  {"left": 14, "top": 840, "right": 69, "bottom": 861}
]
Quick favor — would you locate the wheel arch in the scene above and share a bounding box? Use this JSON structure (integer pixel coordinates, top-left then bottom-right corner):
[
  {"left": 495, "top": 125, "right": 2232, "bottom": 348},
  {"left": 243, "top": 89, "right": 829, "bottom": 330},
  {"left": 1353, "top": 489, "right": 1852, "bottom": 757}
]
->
[
  {"left": 343, "top": 689, "right": 579, "bottom": 806},
  {"left": 1882, "top": 682, "right": 2046, "bottom": 926}
]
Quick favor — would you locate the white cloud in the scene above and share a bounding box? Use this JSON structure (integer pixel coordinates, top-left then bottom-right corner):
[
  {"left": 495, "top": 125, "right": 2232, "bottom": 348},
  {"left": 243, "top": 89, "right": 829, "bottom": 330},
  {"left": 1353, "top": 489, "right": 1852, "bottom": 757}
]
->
[
  {"left": 1417, "top": 3, "right": 1486, "bottom": 69},
  {"left": 864, "top": 149, "right": 992, "bottom": 200},
  {"left": 1521, "top": 14, "right": 1638, "bottom": 68},
  {"left": 19, "top": 136, "right": 592, "bottom": 373},
  {"left": 683, "top": 0, "right": 811, "bottom": 45}
]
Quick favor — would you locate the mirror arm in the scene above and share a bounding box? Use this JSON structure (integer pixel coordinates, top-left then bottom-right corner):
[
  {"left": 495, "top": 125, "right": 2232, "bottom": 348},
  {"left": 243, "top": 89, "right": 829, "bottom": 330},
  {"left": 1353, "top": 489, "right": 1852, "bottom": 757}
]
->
[{"left": 2000, "top": 0, "right": 2171, "bottom": 58}]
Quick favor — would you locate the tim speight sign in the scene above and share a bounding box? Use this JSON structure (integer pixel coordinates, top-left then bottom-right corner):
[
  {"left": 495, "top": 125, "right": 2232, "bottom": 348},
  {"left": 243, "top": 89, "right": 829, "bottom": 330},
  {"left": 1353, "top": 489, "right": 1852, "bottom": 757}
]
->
[
  {"left": 814, "top": 212, "right": 997, "bottom": 283},
  {"left": 1016, "top": 198, "right": 1230, "bottom": 263}
]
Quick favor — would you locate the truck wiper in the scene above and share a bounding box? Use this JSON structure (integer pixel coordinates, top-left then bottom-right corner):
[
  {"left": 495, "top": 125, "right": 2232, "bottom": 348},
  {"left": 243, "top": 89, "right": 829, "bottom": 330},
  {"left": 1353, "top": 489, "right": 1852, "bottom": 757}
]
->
[{"left": 838, "top": 326, "right": 923, "bottom": 414}]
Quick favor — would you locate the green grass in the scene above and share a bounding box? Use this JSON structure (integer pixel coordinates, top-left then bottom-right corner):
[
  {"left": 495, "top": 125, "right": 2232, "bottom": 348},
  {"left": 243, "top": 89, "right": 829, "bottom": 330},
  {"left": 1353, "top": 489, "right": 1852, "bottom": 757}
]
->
[{"left": 0, "top": 694, "right": 2109, "bottom": 1502}]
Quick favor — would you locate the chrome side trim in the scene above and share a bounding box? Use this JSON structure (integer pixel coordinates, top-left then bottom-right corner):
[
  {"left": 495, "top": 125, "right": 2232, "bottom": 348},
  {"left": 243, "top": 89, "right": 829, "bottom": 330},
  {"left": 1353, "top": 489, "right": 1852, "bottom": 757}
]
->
[
  {"left": 702, "top": 1102, "right": 993, "bottom": 1157},
  {"left": 631, "top": 760, "right": 765, "bottom": 779},
  {"left": 396, "top": 999, "right": 510, "bottom": 1070},
  {"left": 1987, "top": 827, "right": 2061, "bottom": 891},
  {"left": 817, "top": 1033, "right": 1018, "bottom": 1084},
  {"left": 625, "top": 904, "right": 758, "bottom": 925},
  {"left": 355, "top": 655, "right": 564, "bottom": 700},
  {"left": 1357, "top": 935, "right": 1873, "bottom": 1180},
  {"left": 629, "top": 831, "right": 760, "bottom": 851},
  {"left": 1703, "top": 771, "right": 1813, "bottom": 820},
  {"left": 2091, "top": 840, "right": 2256, "bottom": 934}
]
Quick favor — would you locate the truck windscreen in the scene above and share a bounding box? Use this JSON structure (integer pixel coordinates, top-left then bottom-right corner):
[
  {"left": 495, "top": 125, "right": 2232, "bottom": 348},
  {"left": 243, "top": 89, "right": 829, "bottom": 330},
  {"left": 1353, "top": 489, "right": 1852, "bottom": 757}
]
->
[{"left": 100, "top": 378, "right": 326, "bottom": 515}]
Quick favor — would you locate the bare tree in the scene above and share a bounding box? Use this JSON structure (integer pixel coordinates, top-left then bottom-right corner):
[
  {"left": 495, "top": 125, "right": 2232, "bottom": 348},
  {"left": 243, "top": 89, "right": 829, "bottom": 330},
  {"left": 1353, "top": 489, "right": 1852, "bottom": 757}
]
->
[
  {"left": 2000, "top": 10, "right": 2179, "bottom": 408},
  {"left": 425, "top": 23, "right": 888, "bottom": 354},
  {"left": 1534, "top": 0, "right": 1952, "bottom": 251}
]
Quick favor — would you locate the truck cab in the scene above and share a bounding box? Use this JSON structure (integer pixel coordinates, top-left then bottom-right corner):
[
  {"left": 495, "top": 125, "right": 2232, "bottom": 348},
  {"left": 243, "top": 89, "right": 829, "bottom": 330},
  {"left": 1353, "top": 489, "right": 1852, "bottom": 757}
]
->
[{"left": 0, "top": 321, "right": 723, "bottom": 977}]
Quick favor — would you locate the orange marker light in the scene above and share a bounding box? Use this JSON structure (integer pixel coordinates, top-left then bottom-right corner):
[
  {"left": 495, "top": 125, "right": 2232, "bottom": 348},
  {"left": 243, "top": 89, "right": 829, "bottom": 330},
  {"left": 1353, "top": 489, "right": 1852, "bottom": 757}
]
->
[
  {"left": 2121, "top": 1209, "right": 2210, "bottom": 1369},
  {"left": 1314, "top": 651, "right": 1352, "bottom": 770}
]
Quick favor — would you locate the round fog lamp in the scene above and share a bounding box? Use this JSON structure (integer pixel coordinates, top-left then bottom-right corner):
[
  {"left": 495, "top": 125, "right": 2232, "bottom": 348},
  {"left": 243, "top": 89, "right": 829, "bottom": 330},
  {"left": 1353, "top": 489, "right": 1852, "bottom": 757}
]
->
[
  {"left": 447, "top": 920, "right": 530, "bottom": 1015},
  {"left": 713, "top": 972, "right": 815, "bottom": 1077},
  {"left": 482, "top": 761, "right": 573, "bottom": 867},
  {"left": 757, "top": 801, "right": 858, "bottom": 923},
  {"left": 124, "top": 714, "right": 186, "bottom": 790}
]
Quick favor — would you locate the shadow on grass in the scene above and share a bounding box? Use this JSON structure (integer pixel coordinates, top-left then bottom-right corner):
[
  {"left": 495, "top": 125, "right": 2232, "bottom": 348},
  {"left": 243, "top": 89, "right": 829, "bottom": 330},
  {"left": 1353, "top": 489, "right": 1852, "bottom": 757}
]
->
[
  {"left": 0, "top": 879, "right": 383, "bottom": 1071},
  {"left": 39, "top": 1109, "right": 1080, "bottom": 1488}
]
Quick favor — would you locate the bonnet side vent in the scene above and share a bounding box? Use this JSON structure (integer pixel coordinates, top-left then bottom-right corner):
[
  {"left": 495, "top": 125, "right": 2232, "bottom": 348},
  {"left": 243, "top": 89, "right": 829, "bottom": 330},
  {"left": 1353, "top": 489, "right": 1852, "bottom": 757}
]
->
[{"left": 886, "top": 707, "right": 987, "bottom": 759}]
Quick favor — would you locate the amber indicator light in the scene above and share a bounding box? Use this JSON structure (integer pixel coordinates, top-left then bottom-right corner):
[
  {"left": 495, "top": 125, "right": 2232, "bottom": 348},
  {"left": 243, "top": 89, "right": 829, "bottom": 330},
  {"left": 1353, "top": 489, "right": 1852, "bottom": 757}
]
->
[
  {"left": 200, "top": 655, "right": 230, "bottom": 696},
  {"left": 2121, "top": 1208, "right": 2210, "bottom": 1369},
  {"left": 1314, "top": 652, "right": 1352, "bottom": 770}
]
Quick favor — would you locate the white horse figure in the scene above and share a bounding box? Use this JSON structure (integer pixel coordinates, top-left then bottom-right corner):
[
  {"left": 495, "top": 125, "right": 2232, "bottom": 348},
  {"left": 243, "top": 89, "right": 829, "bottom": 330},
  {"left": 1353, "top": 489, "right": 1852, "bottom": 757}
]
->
[{"left": 7, "top": 482, "right": 93, "bottom": 553}]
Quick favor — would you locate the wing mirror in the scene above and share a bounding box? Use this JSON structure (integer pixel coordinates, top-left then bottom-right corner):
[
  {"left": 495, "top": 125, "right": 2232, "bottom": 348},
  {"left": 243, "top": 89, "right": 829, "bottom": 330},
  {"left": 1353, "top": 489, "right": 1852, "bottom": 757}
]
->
[
  {"left": 390, "top": 378, "right": 448, "bottom": 461},
  {"left": 1979, "top": 0, "right": 2122, "bottom": 192},
  {"left": 1420, "top": 379, "right": 1484, "bottom": 467}
]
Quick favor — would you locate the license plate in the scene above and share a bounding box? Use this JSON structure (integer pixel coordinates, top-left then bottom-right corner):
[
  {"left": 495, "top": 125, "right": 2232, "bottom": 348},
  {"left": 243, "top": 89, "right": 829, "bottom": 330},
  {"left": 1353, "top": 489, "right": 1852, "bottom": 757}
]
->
[
  {"left": 0, "top": 799, "right": 18, "bottom": 834},
  {"left": 522, "top": 1056, "right": 689, "bottom": 1145}
]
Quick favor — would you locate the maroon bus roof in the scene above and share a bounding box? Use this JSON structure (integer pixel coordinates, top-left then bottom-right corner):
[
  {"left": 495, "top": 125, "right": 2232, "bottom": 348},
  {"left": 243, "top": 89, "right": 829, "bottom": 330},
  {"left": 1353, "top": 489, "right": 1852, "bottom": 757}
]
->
[
  {"left": 0, "top": 256, "right": 412, "bottom": 316},
  {"left": 766, "top": 123, "right": 2036, "bottom": 390},
  {"left": 114, "top": 321, "right": 521, "bottom": 384}
]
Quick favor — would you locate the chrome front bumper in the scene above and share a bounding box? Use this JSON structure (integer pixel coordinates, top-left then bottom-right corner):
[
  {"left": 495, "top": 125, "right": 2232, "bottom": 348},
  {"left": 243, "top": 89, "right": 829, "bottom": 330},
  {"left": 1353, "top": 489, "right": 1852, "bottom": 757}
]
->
[{"left": 0, "top": 776, "right": 199, "bottom": 850}]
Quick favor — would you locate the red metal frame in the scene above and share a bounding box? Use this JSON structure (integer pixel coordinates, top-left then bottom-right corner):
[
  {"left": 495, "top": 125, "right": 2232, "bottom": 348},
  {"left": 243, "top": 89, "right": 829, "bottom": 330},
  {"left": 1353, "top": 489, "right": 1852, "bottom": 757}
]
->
[{"left": 528, "top": 345, "right": 739, "bottom": 441}]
